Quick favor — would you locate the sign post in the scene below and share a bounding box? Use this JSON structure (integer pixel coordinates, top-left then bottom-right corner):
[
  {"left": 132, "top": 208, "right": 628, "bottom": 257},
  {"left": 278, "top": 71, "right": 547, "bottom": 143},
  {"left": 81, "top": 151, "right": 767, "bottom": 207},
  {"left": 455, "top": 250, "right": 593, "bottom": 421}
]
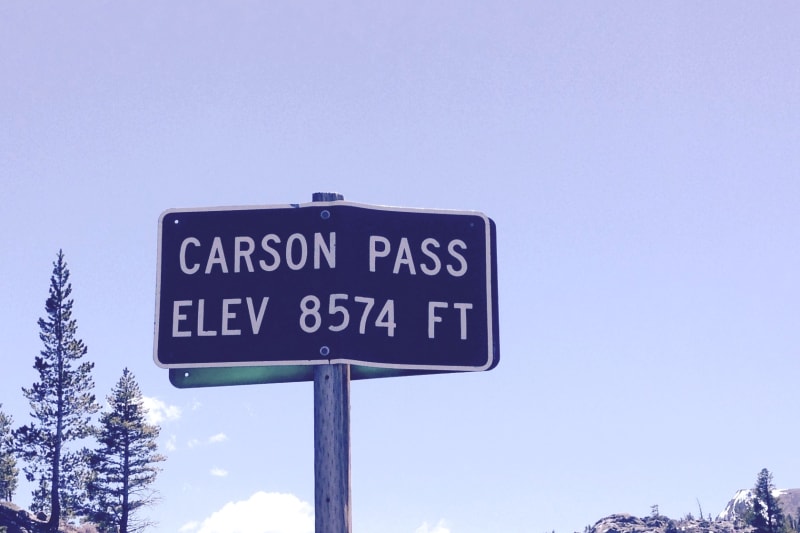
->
[
  {"left": 314, "top": 361, "right": 351, "bottom": 532},
  {"left": 311, "top": 192, "right": 351, "bottom": 533}
]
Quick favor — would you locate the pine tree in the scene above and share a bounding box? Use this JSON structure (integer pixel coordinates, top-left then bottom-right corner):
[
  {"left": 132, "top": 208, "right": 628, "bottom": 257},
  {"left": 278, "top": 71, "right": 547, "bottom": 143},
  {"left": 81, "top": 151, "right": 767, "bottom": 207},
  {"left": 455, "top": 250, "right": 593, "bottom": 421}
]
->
[
  {"left": 14, "top": 251, "right": 99, "bottom": 530},
  {"left": 88, "top": 368, "right": 165, "bottom": 533},
  {"left": 748, "top": 468, "right": 785, "bottom": 533},
  {"left": 0, "top": 404, "right": 19, "bottom": 501}
]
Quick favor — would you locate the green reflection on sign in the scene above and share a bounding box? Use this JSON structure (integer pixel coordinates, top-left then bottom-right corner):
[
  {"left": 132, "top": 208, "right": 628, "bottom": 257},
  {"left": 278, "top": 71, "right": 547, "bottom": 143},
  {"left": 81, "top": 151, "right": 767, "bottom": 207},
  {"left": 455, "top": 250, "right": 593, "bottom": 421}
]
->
[{"left": 169, "top": 365, "right": 449, "bottom": 388}]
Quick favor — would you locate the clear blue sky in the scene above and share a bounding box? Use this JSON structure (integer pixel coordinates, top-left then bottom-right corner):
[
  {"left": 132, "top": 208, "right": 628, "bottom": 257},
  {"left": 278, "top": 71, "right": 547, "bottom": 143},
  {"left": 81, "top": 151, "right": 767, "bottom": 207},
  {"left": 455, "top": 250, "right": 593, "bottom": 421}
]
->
[{"left": 2, "top": 2, "right": 799, "bottom": 533}]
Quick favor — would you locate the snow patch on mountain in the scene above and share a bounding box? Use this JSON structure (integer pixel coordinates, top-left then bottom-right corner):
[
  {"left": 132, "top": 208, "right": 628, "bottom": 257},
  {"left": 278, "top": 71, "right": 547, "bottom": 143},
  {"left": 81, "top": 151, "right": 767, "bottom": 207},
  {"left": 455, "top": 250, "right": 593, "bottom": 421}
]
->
[{"left": 718, "top": 488, "right": 800, "bottom": 521}]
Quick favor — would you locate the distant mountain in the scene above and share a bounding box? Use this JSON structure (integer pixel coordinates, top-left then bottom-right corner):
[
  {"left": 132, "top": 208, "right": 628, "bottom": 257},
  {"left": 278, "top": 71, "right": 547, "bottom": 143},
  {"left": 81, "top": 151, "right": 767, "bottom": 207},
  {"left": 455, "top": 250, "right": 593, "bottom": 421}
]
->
[{"left": 718, "top": 488, "right": 800, "bottom": 521}]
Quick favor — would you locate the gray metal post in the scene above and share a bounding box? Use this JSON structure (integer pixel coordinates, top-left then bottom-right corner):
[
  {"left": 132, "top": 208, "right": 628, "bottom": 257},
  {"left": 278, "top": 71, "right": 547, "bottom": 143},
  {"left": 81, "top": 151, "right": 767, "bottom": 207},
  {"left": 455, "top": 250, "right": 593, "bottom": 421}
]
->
[{"left": 312, "top": 192, "right": 352, "bottom": 533}]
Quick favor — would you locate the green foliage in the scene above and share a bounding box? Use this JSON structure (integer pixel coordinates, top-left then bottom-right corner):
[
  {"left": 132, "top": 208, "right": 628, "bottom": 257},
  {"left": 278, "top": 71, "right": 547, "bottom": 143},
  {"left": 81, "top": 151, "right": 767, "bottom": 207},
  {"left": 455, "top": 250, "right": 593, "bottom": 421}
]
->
[
  {"left": 13, "top": 251, "right": 99, "bottom": 528},
  {"left": 748, "top": 468, "right": 785, "bottom": 533},
  {"left": 87, "top": 368, "right": 165, "bottom": 533},
  {"left": 30, "top": 476, "right": 50, "bottom": 516},
  {"left": 0, "top": 404, "right": 19, "bottom": 501},
  {"left": 651, "top": 504, "right": 660, "bottom": 517}
]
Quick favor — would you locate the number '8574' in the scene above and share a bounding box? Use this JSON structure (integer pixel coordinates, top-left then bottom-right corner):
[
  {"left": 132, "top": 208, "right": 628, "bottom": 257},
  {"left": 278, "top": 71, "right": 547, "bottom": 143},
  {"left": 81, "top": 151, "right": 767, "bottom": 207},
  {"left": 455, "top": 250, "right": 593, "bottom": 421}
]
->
[{"left": 299, "top": 294, "right": 396, "bottom": 336}]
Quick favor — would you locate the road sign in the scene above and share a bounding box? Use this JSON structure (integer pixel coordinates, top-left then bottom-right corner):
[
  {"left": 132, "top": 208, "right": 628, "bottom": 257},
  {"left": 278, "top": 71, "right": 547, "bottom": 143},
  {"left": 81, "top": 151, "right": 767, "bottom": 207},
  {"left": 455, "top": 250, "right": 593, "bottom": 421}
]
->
[{"left": 154, "top": 201, "right": 499, "bottom": 374}]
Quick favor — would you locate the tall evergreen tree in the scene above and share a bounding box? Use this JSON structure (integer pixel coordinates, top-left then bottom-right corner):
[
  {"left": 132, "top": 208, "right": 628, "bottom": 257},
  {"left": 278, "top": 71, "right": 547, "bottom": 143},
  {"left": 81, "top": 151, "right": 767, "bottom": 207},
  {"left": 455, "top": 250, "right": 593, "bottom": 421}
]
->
[
  {"left": 88, "top": 368, "right": 165, "bottom": 533},
  {"left": 748, "top": 468, "right": 785, "bottom": 533},
  {"left": 14, "top": 251, "right": 99, "bottom": 530},
  {"left": 0, "top": 404, "right": 19, "bottom": 501}
]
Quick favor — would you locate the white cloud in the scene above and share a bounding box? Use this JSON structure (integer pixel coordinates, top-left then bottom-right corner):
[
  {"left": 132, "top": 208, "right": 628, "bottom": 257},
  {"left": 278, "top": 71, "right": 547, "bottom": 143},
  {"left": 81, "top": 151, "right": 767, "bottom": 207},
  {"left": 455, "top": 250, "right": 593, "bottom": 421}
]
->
[
  {"left": 210, "top": 467, "right": 229, "bottom": 477},
  {"left": 186, "top": 433, "right": 227, "bottom": 449},
  {"left": 195, "top": 492, "right": 313, "bottom": 533},
  {"left": 142, "top": 396, "right": 181, "bottom": 425},
  {"left": 180, "top": 521, "right": 200, "bottom": 532},
  {"left": 416, "top": 520, "right": 451, "bottom": 533},
  {"left": 208, "top": 433, "right": 228, "bottom": 444},
  {"left": 165, "top": 435, "right": 177, "bottom": 452}
]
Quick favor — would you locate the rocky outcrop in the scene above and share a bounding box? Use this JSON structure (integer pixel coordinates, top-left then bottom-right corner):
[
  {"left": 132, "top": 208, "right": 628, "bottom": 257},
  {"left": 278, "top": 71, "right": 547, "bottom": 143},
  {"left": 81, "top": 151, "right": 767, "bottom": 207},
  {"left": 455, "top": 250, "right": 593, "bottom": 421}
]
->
[
  {"left": 591, "top": 514, "right": 652, "bottom": 533},
  {"left": 779, "top": 490, "right": 800, "bottom": 518},
  {"left": 0, "top": 501, "right": 44, "bottom": 533},
  {"left": 588, "top": 513, "right": 745, "bottom": 533},
  {"left": 0, "top": 502, "right": 99, "bottom": 533}
]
